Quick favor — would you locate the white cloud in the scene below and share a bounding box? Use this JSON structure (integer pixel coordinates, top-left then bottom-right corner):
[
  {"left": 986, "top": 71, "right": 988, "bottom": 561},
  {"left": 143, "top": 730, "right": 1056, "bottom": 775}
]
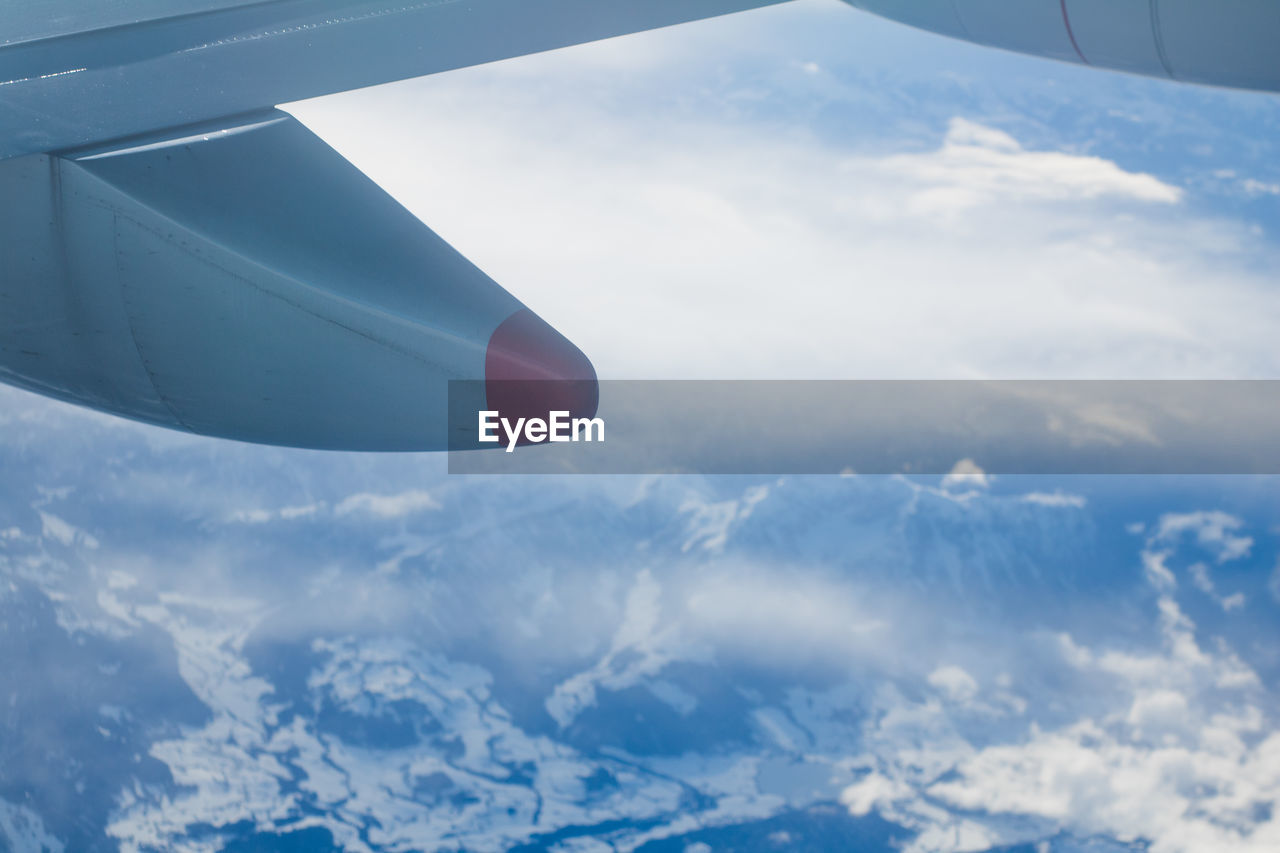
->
[
  {"left": 1241, "top": 178, "right": 1280, "bottom": 196},
  {"left": 38, "top": 511, "right": 99, "bottom": 549},
  {"left": 227, "top": 503, "right": 322, "bottom": 524},
  {"left": 679, "top": 484, "right": 769, "bottom": 553},
  {"left": 838, "top": 510, "right": 1274, "bottom": 853},
  {"left": 1190, "top": 561, "right": 1215, "bottom": 593},
  {"left": 0, "top": 799, "right": 65, "bottom": 853},
  {"left": 879, "top": 117, "right": 1182, "bottom": 215},
  {"left": 1190, "top": 562, "right": 1248, "bottom": 612},
  {"left": 928, "top": 665, "right": 978, "bottom": 704},
  {"left": 1143, "top": 548, "right": 1179, "bottom": 593},
  {"left": 940, "top": 459, "right": 989, "bottom": 490},
  {"left": 1153, "top": 511, "right": 1253, "bottom": 563},
  {"left": 1018, "top": 491, "right": 1087, "bottom": 508},
  {"left": 841, "top": 771, "right": 913, "bottom": 817},
  {"left": 683, "top": 568, "right": 889, "bottom": 667},
  {"left": 926, "top": 720, "right": 1280, "bottom": 853},
  {"left": 545, "top": 541, "right": 896, "bottom": 729},
  {"left": 333, "top": 490, "right": 440, "bottom": 518},
  {"left": 545, "top": 569, "right": 691, "bottom": 728},
  {"left": 1136, "top": 512, "right": 1255, "bottom": 610},
  {"left": 287, "top": 17, "right": 1280, "bottom": 383},
  {"left": 1220, "top": 592, "right": 1247, "bottom": 611}
]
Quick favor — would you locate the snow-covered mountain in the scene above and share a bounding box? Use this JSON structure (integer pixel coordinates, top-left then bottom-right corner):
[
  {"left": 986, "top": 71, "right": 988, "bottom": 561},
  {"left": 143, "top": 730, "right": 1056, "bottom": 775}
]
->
[{"left": 1, "top": 387, "right": 1278, "bottom": 852}]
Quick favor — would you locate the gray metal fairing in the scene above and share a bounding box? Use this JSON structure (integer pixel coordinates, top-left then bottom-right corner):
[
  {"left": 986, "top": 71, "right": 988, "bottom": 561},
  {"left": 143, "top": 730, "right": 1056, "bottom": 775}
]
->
[{"left": 0, "top": 113, "right": 523, "bottom": 449}]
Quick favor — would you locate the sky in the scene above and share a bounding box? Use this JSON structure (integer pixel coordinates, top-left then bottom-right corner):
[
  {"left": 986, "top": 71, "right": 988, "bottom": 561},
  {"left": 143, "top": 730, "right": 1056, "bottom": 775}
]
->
[
  {"left": 298, "top": 6, "right": 1280, "bottom": 846},
  {"left": 289, "top": 0, "right": 1280, "bottom": 381},
  {"left": 5, "top": 2, "right": 1280, "bottom": 852}
]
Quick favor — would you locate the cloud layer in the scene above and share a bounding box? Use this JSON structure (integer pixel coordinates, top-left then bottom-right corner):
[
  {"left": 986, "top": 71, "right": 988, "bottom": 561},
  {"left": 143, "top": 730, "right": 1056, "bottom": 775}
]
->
[{"left": 290, "top": 1, "right": 1280, "bottom": 381}]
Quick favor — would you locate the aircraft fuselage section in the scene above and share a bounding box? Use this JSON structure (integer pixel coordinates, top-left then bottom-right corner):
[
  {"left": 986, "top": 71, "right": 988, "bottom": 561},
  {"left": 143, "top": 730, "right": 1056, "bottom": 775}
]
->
[{"left": 844, "top": 0, "right": 1280, "bottom": 93}]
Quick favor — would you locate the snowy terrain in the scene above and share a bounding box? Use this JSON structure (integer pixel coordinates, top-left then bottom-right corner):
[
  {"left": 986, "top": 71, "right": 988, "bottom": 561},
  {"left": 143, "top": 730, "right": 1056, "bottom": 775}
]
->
[{"left": 2, "top": 388, "right": 1278, "bottom": 852}]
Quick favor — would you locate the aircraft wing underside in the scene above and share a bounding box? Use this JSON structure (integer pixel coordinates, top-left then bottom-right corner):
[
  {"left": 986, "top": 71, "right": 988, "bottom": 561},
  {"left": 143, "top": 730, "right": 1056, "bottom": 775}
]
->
[
  {"left": 1, "top": 0, "right": 1277, "bottom": 450},
  {"left": 0, "top": 110, "right": 605, "bottom": 449},
  {"left": 0, "top": 0, "right": 798, "bottom": 449},
  {"left": 0, "top": 0, "right": 788, "bottom": 161}
]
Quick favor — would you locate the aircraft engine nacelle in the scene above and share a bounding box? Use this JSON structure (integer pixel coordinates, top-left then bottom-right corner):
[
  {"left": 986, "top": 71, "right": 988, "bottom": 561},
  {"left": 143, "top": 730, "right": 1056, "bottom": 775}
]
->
[
  {"left": 0, "top": 111, "right": 597, "bottom": 450},
  {"left": 844, "top": 0, "right": 1280, "bottom": 93}
]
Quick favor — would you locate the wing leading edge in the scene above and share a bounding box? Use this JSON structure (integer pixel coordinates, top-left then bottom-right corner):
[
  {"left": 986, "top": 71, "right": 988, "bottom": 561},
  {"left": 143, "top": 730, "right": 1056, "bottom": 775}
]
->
[{"left": 0, "top": 0, "right": 790, "bottom": 160}]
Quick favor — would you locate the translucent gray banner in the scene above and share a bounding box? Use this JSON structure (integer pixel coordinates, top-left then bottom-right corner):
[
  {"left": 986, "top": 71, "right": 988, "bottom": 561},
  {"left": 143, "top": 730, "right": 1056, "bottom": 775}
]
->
[{"left": 447, "top": 380, "right": 1280, "bottom": 474}]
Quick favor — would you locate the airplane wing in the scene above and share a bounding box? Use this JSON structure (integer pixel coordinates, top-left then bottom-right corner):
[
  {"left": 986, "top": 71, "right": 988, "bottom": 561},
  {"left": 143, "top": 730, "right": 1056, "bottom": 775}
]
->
[
  {"left": 0, "top": 0, "right": 788, "bottom": 160},
  {"left": 4, "top": 1, "right": 1277, "bottom": 162},
  {"left": 8, "top": 111, "right": 603, "bottom": 450},
  {"left": 0, "top": 1, "right": 790, "bottom": 449},
  {"left": 0, "top": 0, "right": 1276, "bottom": 451},
  {"left": 845, "top": 0, "right": 1280, "bottom": 93}
]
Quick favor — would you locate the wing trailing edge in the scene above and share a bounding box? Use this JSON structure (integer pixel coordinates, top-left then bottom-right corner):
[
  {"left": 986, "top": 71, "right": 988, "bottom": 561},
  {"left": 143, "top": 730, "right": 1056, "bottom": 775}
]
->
[{"left": 0, "top": 111, "right": 596, "bottom": 450}]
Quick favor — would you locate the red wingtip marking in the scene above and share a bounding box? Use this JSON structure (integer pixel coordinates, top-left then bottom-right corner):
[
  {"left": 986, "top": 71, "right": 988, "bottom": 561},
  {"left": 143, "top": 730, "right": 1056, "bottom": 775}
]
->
[{"left": 484, "top": 309, "right": 599, "bottom": 438}]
